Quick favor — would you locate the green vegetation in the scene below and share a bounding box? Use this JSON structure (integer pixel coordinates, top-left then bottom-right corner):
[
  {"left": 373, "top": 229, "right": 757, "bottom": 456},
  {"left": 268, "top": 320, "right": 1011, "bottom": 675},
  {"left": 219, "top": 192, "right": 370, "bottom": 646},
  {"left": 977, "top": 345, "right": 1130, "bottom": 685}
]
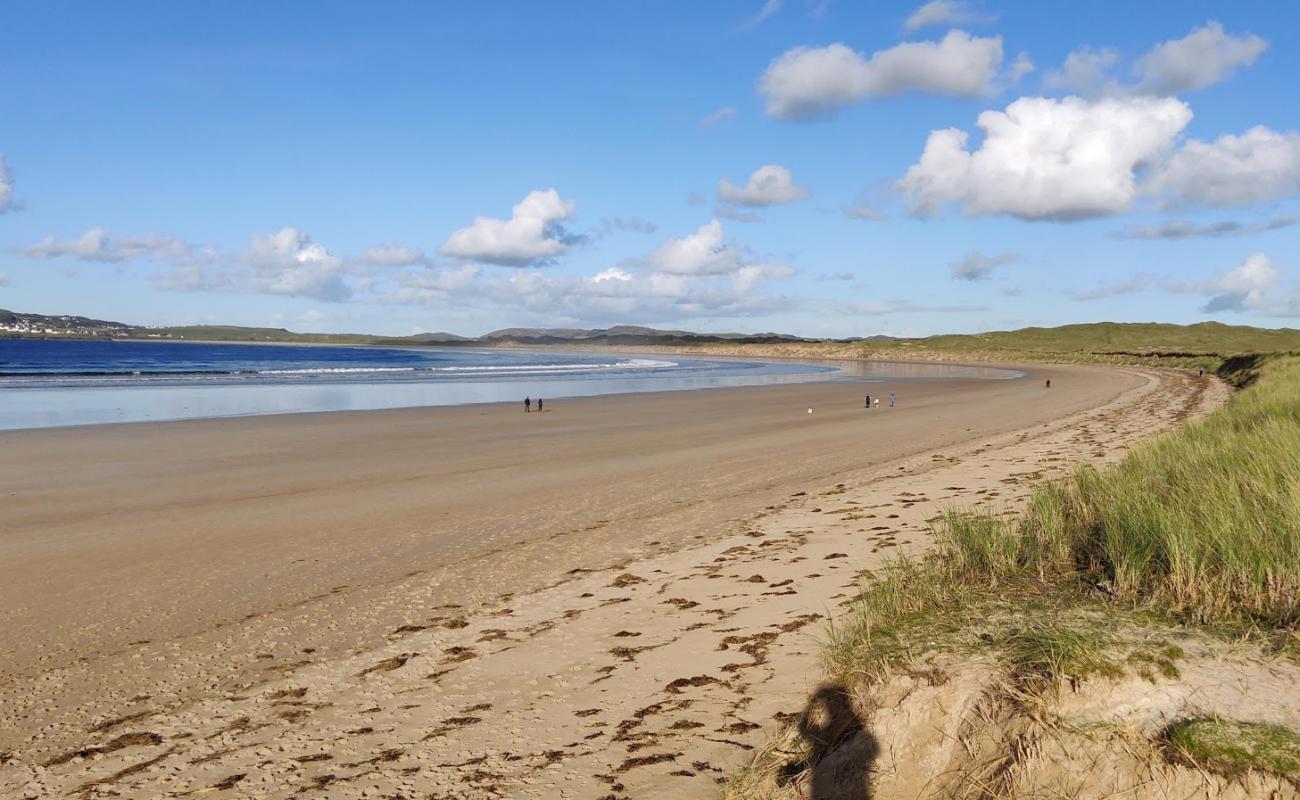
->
[
  {"left": 825, "top": 355, "right": 1300, "bottom": 696},
  {"left": 863, "top": 321, "right": 1300, "bottom": 371},
  {"left": 1166, "top": 718, "right": 1300, "bottom": 778},
  {"left": 141, "top": 325, "right": 381, "bottom": 344}
]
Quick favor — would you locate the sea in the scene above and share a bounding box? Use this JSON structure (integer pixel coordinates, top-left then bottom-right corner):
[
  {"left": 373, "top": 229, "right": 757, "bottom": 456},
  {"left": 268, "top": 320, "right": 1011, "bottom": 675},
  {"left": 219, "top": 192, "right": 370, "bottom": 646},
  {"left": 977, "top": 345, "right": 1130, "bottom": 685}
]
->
[{"left": 0, "top": 339, "right": 1020, "bottom": 430}]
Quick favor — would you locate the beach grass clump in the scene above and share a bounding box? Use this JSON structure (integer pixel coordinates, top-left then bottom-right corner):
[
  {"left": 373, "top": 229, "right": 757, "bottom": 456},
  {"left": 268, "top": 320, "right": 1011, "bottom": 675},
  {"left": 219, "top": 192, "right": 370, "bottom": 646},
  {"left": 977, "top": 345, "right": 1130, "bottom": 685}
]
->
[
  {"left": 997, "top": 618, "right": 1123, "bottom": 692},
  {"left": 927, "top": 355, "right": 1300, "bottom": 628},
  {"left": 1006, "top": 355, "right": 1300, "bottom": 627},
  {"left": 1165, "top": 718, "right": 1300, "bottom": 778},
  {"left": 827, "top": 357, "right": 1300, "bottom": 689}
]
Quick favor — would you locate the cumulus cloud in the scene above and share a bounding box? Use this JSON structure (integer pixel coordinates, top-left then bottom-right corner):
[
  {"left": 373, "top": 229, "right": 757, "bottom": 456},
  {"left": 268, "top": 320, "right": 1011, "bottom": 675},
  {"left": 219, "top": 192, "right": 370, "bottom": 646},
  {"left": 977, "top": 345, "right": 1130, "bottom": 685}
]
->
[
  {"left": 439, "top": 189, "right": 577, "bottom": 267},
  {"left": 700, "top": 106, "right": 737, "bottom": 127},
  {"left": 646, "top": 220, "right": 744, "bottom": 276},
  {"left": 383, "top": 254, "right": 793, "bottom": 326},
  {"left": 949, "top": 251, "right": 1016, "bottom": 281},
  {"left": 1134, "top": 21, "right": 1267, "bottom": 95},
  {"left": 238, "top": 228, "right": 349, "bottom": 301},
  {"left": 903, "top": 0, "right": 993, "bottom": 32},
  {"left": 1147, "top": 127, "right": 1300, "bottom": 208},
  {"left": 718, "top": 164, "right": 809, "bottom": 207},
  {"left": 1047, "top": 22, "right": 1265, "bottom": 97},
  {"left": 898, "top": 95, "right": 1191, "bottom": 220},
  {"left": 22, "top": 228, "right": 192, "bottom": 262},
  {"left": 356, "top": 244, "right": 427, "bottom": 267},
  {"left": 158, "top": 228, "right": 351, "bottom": 302},
  {"left": 0, "top": 154, "right": 13, "bottom": 214},
  {"left": 1171, "top": 252, "right": 1282, "bottom": 313},
  {"left": 1114, "top": 215, "right": 1296, "bottom": 240},
  {"left": 759, "top": 31, "right": 1004, "bottom": 119},
  {"left": 1069, "top": 275, "right": 1155, "bottom": 301},
  {"left": 1044, "top": 47, "right": 1120, "bottom": 95}
]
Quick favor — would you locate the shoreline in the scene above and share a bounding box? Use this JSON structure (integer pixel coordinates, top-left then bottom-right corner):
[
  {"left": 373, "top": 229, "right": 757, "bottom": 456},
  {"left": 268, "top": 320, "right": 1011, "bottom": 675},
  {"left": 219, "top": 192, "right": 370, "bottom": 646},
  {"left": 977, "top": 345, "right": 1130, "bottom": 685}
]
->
[{"left": 0, "top": 348, "right": 1022, "bottom": 432}]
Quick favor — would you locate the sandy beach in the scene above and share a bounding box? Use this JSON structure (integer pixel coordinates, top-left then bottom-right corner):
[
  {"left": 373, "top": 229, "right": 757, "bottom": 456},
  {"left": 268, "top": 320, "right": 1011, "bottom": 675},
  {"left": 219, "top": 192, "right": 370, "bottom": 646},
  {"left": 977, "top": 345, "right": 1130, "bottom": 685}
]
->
[{"left": 0, "top": 362, "right": 1223, "bottom": 798}]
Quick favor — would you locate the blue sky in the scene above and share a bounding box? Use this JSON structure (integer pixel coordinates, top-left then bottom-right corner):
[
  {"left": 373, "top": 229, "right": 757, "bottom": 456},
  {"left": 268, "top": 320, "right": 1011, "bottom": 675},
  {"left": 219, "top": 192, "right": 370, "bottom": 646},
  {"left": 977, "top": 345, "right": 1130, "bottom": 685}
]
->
[{"left": 1, "top": 0, "right": 1298, "bottom": 337}]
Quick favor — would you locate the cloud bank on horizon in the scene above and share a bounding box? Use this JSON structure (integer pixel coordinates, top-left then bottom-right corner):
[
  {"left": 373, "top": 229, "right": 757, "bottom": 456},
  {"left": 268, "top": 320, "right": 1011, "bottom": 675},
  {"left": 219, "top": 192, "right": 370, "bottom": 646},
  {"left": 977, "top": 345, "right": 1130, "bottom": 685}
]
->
[{"left": 1, "top": 2, "right": 1299, "bottom": 337}]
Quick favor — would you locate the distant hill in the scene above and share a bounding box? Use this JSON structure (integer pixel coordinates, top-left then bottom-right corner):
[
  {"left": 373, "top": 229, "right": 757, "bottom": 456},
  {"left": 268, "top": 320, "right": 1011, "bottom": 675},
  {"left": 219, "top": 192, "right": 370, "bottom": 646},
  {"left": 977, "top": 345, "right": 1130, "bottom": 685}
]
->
[
  {"left": 872, "top": 321, "right": 1300, "bottom": 359},
  {"left": 0, "top": 308, "right": 132, "bottom": 337},
  {"left": 4, "top": 310, "right": 1299, "bottom": 368}
]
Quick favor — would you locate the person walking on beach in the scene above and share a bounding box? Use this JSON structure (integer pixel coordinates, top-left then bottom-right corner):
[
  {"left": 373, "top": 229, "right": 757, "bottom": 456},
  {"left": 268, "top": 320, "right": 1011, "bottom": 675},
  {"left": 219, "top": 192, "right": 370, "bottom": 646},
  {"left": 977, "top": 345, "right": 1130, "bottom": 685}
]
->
[
  {"left": 865, "top": 394, "right": 871, "bottom": 409},
  {"left": 873, "top": 397, "right": 880, "bottom": 409},
  {"left": 524, "top": 396, "right": 531, "bottom": 412},
  {"left": 537, "top": 398, "right": 544, "bottom": 412},
  {"left": 889, "top": 392, "right": 896, "bottom": 408},
  {"left": 1045, "top": 379, "right": 1051, "bottom": 389}
]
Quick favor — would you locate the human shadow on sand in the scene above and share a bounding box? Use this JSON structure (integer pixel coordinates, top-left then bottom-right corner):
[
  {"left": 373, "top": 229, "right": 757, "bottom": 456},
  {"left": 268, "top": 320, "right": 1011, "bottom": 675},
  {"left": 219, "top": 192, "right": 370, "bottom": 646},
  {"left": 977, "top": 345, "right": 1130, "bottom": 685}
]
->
[{"left": 779, "top": 683, "right": 877, "bottom": 799}]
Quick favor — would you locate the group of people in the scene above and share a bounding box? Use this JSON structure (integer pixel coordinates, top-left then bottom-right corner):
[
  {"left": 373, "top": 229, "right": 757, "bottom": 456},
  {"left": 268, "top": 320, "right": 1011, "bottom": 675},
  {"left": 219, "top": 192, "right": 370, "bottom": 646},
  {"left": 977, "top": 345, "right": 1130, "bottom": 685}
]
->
[
  {"left": 864, "top": 392, "right": 896, "bottom": 409},
  {"left": 523, "top": 396, "right": 544, "bottom": 412}
]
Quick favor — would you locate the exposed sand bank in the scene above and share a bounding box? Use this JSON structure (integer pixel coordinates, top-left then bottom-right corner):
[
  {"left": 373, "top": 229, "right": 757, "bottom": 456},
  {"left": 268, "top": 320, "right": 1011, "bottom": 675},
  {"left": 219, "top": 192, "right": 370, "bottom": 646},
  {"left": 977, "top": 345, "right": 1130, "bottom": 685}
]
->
[{"left": 0, "top": 362, "right": 1219, "bottom": 797}]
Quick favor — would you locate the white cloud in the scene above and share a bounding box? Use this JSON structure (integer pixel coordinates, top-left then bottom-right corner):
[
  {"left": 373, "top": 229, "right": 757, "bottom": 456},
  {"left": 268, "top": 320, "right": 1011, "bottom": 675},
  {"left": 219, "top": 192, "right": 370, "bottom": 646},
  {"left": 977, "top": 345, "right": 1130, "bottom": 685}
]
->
[
  {"left": 239, "top": 228, "right": 349, "bottom": 301},
  {"left": 1044, "top": 47, "right": 1120, "bottom": 95},
  {"left": 686, "top": 192, "right": 707, "bottom": 206},
  {"left": 1046, "top": 22, "right": 1265, "bottom": 98},
  {"left": 1171, "top": 252, "right": 1282, "bottom": 313},
  {"left": 1134, "top": 21, "right": 1267, "bottom": 95},
  {"left": 1113, "top": 215, "right": 1296, "bottom": 240},
  {"left": 22, "top": 228, "right": 192, "bottom": 262},
  {"left": 356, "top": 244, "right": 426, "bottom": 267},
  {"left": 700, "top": 106, "right": 737, "bottom": 127},
  {"left": 759, "top": 31, "right": 1004, "bottom": 119},
  {"left": 1147, "top": 127, "right": 1300, "bottom": 208},
  {"left": 898, "top": 95, "right": 1191, "bottom": 220},
  {"left": 647, "top": 220, "right": 744, "bottom": 276},
  {"left": 718, "top": 164, "right": 809, "bottom": 207},
  {"left": 903, "top": 0, "right": 993, "bottom": 33},
  {"left": 383, "top": 258, "right": 793, "bottom": 326},
  {"left": 158, "top": 228, "right": 351, "bottom": 302},
  {"left": 439, "top": 189, "right": 576, "bottom": 266},
  {"left": 950, "top": 251, "right": 1016, "bottom": 281},
  {"left": 0, "top": 272, "right": 10, "bottom": 287},
  {"left": 741, "top": 0, "right": 781, "bottom": 29},
  {"left": 0, "top": 154, "right": 13, "bottom": 214},
  {"left": 591, "top": 266, "right": 633, "bottom": 283}
]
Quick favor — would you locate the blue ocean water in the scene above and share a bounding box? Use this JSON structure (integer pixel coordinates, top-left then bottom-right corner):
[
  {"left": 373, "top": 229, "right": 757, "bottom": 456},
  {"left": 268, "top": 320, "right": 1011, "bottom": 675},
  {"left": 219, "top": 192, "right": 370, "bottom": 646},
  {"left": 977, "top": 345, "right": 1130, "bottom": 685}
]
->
[
  {"left": 0, "top": 339, "right": 833, "bottom": 429},
  {"left": 0, "top": 339, "right": 711, "bottom": 386},
  {"left": 0, "top": 339, "right": 1021, "bottom": 430}
]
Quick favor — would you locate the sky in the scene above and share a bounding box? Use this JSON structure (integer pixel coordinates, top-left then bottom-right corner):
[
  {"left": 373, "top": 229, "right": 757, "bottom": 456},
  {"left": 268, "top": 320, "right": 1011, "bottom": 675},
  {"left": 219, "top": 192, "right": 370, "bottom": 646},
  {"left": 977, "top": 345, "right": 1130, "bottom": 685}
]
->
[{"left": 1, "top": 0, "right": 1299, "bottom": 338}]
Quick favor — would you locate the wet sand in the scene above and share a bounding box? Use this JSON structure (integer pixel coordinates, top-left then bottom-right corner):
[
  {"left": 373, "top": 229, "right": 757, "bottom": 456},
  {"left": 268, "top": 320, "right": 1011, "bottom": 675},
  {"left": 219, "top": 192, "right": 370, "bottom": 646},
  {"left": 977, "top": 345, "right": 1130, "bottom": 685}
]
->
[{"left": 0, "top": 362, "right": 1156, "bottom": 788}]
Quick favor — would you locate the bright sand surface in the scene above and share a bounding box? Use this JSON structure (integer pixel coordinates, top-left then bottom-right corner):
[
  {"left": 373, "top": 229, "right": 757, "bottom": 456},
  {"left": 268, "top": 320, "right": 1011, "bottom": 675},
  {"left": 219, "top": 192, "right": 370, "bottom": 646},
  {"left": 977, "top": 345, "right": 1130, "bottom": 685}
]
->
[{"left": 0, "top": 362, "right": 1224, "bottom": 798}]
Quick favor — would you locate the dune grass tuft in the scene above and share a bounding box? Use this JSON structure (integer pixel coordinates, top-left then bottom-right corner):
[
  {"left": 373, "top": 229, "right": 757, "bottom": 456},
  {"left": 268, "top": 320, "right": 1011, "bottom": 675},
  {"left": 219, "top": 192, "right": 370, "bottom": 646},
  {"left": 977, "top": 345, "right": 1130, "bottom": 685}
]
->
[
  {"left": 826, "top": 357, "right": 1300, "bottom": 692},
  {"left": 1166, "top": 718, "right": 1300, "bottom": 778}
]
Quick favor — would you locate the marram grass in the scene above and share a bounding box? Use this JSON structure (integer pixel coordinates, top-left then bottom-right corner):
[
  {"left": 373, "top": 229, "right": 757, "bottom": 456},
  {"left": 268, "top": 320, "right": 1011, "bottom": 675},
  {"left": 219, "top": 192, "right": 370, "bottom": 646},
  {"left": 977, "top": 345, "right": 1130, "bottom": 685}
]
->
[{"left": 827, "top": 357, "right": 1300, "bottom": 686}]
